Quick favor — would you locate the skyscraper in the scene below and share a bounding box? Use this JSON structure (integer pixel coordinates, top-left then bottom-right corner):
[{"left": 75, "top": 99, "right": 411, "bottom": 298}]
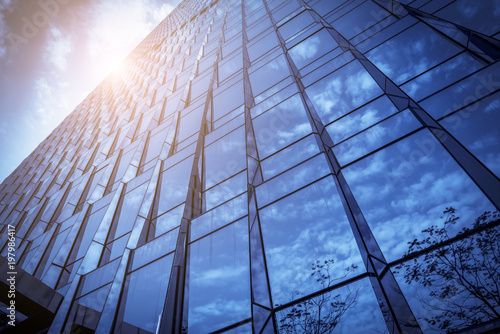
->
[{"left": 1, "top": 0, "right": 499, "bottom": 333}]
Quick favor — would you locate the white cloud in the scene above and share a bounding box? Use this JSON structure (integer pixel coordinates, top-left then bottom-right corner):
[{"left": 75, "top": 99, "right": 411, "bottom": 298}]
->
[
  {"left": 0, "top": 0, "right": 14, "bottom": 59},
  {"left": 45, "top": 27, "right": 72, "bottom": 72}
]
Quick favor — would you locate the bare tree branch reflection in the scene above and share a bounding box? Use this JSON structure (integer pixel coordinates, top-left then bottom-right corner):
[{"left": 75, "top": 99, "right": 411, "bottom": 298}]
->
[
  {"left": 396, "top": 208, "right": 500, "bottom": 333},
  {"left": 277, "top": 260, "right": 359, "bottom": 334}
]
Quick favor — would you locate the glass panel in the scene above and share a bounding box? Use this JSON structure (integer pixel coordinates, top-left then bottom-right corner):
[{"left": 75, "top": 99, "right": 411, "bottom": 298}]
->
[
  {"left": 213, "top": 80, "right": 244, "bottom": 121},
  {"left": 326, "top": 95, "right": 398, "bottom": 144},
  {"left": 306, "top": 60, "right": 383, "bottom": 124},
  {"left": 260, "top": 177, "right": 364, "bottom": 304},
  {"left": 261, "top": 134, "right": 320, "bottom": 181},
  {"left": 276, "top": 278, "right": 387, "bottom": 333},
  {"left": 419, "top": 61, "right": 500, "bottom": 119},
  {"left": 330, "top": 0, "right": 390, "bottom": 40},
  {"left": 187, "top": 219, "right": 250, "bottom": 333},
  {"left": 204, "top": 126, "right": 246, "bottom": 189},
  {"left": 435, "top": 0, "right": 500, "bottom": 36},
  {"left": 249, "top": 55, "right": 289, "bottom": 96},
  {"left": 111, "top": 183, "right": 148, "bottom": 240},
  {"left": 439, "top": 92, "right": 500, "bottom": 178},
  {"left": 332, "top": 109, "right": 421, "bottom": 166},
  {"left": 158, "top": 155, "right": 194, "bottom": 215},
  {"left": 132, "top": 227, "right": 178, "bottom": 271},
  {"left": 177, "top": 105, "right": 203, "bottom": 143},
  {"left": 400, "top": 52, "right": 482, "bottom": 102},
  {"left": 394, "top": 214, "right": 500, "bottom": 333},
  {"left": 191, "top": 194, "right": 247, "bottom": 241},
  {"left": 81, "top": 258, "right": 120, "bottom": 296},
  {"left": 365, "top": 22, "right": 461, "bottom": 85},
  {"left": 253, "top": 94, "right": 312, "bottom": 159},
  {"left": 289, "top": 28, "right": 339, "bottom": 70},
  {"left": 257, "top": 154, "right": 331, "bottom": 207},
  {"left": 342, "top": 130, "right": 496, "bottom": 262},
  {"left": 278, "top": 11, "right": 315, "bottom": 41},
  {"left": 121, "top": 254, "right": 174, "bottom": 333},
  {"left": 204, "top": 171, "right": 247, "bottom": 211}
]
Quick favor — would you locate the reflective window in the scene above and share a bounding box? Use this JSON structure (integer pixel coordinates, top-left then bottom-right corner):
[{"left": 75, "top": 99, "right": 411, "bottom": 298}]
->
[
  {"left": 157, "top": 155, "right": 194, "bottom": 215},
  {"left": 119, "top": 254, "right": 173, "bottom": 333},
  {"left": 276, "top": 278, "right": 388, "bottom": 333},
  {"left": 260, "top": 177, "right": 364, "bottom": 304},
  {"left": 342, "top": 130, "right": 496, "bottom": 262},
  {"left": 439, "top": 92, "right": 500, "bottom": 178},
  {"left": 249, "top": 55, "right": 289, "bottom": 96},
  {"left": 394, "top": 214, "right": 500, "bottom": 333},
  {"left": 306, "top": 60, "right": 383, "bottom": 124},
  {"left": 187, "top": 219, "right": 250, "bottom": 333},
  {"left": 366, "top": 23, "right": 461, "bottom": 85},
  {"left": 253, "top": 94, "right": 312, "bottom": 159},
  {"left": 204, "top": 126, "right": 246, "bottom": 189},
  {"left": 289, "top": 28, "right": 339, "bottom": 70}
]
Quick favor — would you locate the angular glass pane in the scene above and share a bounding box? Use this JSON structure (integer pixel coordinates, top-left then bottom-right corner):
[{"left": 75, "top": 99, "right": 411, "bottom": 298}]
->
[
  {"left": 289, "top": 28, "right": 339, "bottom": 70},
  {"left": 394, "top": 216, "right": 500, "bottom": 333},
  {"left": 439, "top": 91, "right": 500, "bottom": 178},
  {"left": 278, "top": 11, "right": 315, "bottom": 41},
  {"left": 132, "top": 227, "right": 178, "bottom": 271},
  {"left": 112, "top": 183, "right": 148, "bottom": 239},
  {"left": 366, "top": 23, "right": 461, "bottom": 85},
  {"left": 120, "top": 254, "right": 173, "bottom": 332},
  {"left": 253, "top": 94, "right": 312, "bottom": 159},
  {"left": 261, "top": 134, "right": 320, "bottom": 181},
  {"left": 213, "top": 80, "right": 244, "bottom": 121},
  {"left": 191, "top": 194, "right": 247, "bottom": 241},
  {"left": 435, "top": 0, "right": 500, "bottom": 36},
  {"left": 204, "top": 126, "right": 246, "bottom": 189},
  {"left": 332, "top": 109, "right": 421, "bottom": 166},
  {"left": 188, "top": 219, "right": 250, "bottom": 333},
  {"left": 419, "top": 60, "right": 500, "bottom": 119},
  {"left": 257, "top": 154, "right": 331, "bottom": 207},
  {"left": 306, "top": 60, "right": 383, "bottom": 124},
  {"left": 204, "top": 171, "right": 247, "bottom": 211},
  {"left": 400, "top": 52, "right": 482, "bottom": 102},
  {"left": 276, "top": 278, "right": 387, "bottom": 333},
  {"left": 158, "top": 155, "right": 194, "bottom": 215},
  {"left": 260, "top": 177, "right": 364, "bottom": 304},
  {"left": 342, "top": 130, "right": 496, "bottom": 262},
  {"left": 326, "top": 95, "right": 398, "bottom": 144},
  {"left": 249, "top": 55, "right": 289, "bottom": 96}
]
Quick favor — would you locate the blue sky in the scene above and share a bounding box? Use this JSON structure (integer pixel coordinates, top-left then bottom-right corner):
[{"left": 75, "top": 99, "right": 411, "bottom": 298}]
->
[{"left": 0, "top": 0, "right": 181, "bottom": 182}]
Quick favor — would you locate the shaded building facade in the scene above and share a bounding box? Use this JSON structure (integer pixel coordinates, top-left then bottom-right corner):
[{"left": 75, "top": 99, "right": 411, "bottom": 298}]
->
[{"left": 1, "top": 0, "right": 500, "bottom": 333}]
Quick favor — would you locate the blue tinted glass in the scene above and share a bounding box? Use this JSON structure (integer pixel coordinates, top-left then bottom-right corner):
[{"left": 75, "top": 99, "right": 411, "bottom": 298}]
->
[
  {"left": 204, "top": 126, "right": 246, "bottom": 189},
  {"left": 342, "top": 130, "right": 496, "bottom": 262},
  {"left": 188, "top": 219, "right": 250, "bottom": 333},
  {"left": 253, "top": 94, "right": 312, "bottom": 159},
  {"left": 289, "top": 29, "right": 339, "bottom": 69},
  {"left": 259, "top": 177, "right": 364, "bottom": 304},
  {"left": 401, "top": 52, "right": 482, "bottom": 102},
  {"left": 249, "top": 55, "right": 289, "bottom": 96},
  {"left": 435, "top": 0, "right": 500, "bottom": 36},
  {"left": 122, "top": 254, "right": 173, "bottom": 332},
  {"left": 276, "top": 278, "right": 387, "bottom": 333},
  {"left": 366, "top": 23, "right": 461, "bottom": 84},
  {"left": 332, "top": 109, "right": 421, "bottom": 166},
  {"left": 204, "top": 171, "right": 247, "bottom": 211},
  {"left": 306, "top": 60, "right": 383, "bottom": 124},
  {"left": 257, "top": 154, "right": 331, "bottom": 207},
  {"left": 394, "top": 220, "right": 500, "bottom": 332},
  {"left": 158, "top": 155, "right": 193, "bottom": 215},
  {"left": 326, "top": 95, "right": 398, "bottom": 144},
  {"left": 260, "top": 134, "right": 320, "bottom": 180},
  {"left": 439, "top": 92, "right": 500, "bottom": 178}
]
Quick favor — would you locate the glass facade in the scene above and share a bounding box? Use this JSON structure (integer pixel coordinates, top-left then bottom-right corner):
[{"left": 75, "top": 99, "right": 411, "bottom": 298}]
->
[{"left": 0, "top": 0, "right": 499, "bottom": 333}]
